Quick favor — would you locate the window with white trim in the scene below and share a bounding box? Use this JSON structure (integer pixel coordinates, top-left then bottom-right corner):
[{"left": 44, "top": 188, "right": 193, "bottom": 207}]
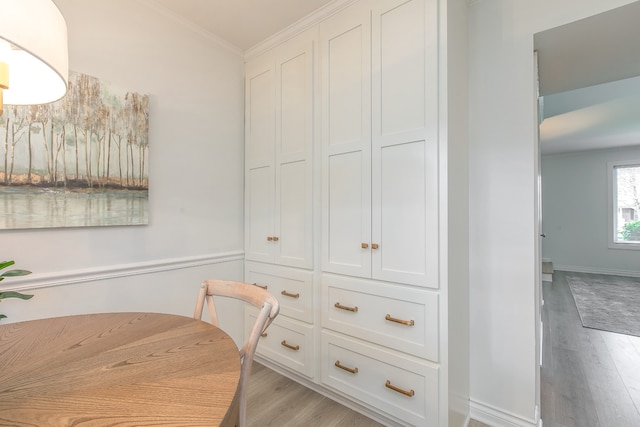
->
[{"left": 610, "top": 161, "right": 640, "bottom": 248}]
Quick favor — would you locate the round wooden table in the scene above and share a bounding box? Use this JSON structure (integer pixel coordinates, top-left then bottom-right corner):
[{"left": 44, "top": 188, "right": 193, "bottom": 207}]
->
[{"left": 0, "top": 312, "right": 241, "bottom": 426}]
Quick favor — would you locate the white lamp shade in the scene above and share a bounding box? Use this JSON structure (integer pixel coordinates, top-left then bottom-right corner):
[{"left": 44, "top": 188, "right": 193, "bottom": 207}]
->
[{"left": 0, "top": 0, "right": 68, "bottom": 105}]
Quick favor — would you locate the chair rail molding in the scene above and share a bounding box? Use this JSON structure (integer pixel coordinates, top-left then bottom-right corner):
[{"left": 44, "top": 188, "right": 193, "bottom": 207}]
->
[{"left": 2, "top": 252, "right": 244, "bottom": 293}]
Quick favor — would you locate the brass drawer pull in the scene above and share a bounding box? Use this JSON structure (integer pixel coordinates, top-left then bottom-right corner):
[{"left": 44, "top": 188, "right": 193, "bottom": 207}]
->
[
  {"left": 385, "top": 314, "right": 414, "bottom": 326},
  {"left": 361, "top": 243, "right": 369, "bottom": 249},
  {"left": 371, "top": 243, "right": 379, "bottom": 249},
  {"left": 335, "top": 302, "right": 358, "bottom": 312},
  {"left": 267, "top": 236, "right": 273, "bottom": 241},
  {"left": 273, "top": 236, "right": 279, "bottom": 241},
  {"left": 334, "top": 360, "right": 358, "bottom": 374},
  {"left": 281, "top": 340, "right": 299, "bottom": 351},
  {"left": 253, "top": 283, "right": 268, "bottom": 290},
  {"left": 281, "top": 290, "right": 300, "bottom": 299},
  {"left": 385, "top": 380, "right": 414, "bottom": 397}
]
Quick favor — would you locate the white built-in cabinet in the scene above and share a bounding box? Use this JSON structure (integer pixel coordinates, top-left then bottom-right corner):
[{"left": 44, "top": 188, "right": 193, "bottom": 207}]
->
[
  {"left": 244, "top": 27, "right": 317, "bottom": 383},
  {"left": 318, "top": 1, "right": 441, "bottom": 426},
  {"left": 244, "top": 0, "right": 468, "bottom": 425}
]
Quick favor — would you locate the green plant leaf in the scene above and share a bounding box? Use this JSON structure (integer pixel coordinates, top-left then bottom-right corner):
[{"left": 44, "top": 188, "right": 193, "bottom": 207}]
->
[
  {"left": 0, "top": 291, "right": 34, "bottom": 300},
  {"left": 0, "top": 261, "right": 33, "bottom": 321},
  {"left": 0, "top": 261, "right": 16, "bottom": 271},
  {"left": 0, "top": 269, "right": 32, "bottom": 278}
]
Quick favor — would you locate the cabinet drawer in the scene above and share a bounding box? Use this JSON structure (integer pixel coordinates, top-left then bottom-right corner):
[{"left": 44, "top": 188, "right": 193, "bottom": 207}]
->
[
  {"left": 321, "top": 274, "right": 438, "bottom": 361},
  {"left": 321, "top": 331, "right": 438, "bottom": 427},
  {"left": 245, "top": 308, "right": 314, "bottom": 378},
  {"left": 245, "top": 262, "right": 313, "bottom": 323}
]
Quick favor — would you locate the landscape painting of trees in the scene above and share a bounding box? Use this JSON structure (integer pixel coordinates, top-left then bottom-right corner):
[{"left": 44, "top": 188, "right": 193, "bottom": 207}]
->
[{"left": 0, "top": 71, "right": 149, "bottom": 229}]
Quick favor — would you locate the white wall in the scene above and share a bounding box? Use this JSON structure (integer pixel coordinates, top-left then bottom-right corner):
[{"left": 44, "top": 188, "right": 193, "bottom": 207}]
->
[
  {"left": 542, "top": 146, "right": 640, "bottom": 276},
  {"left": 468, "top": 0, "right": 637, "bottom": 425},
  {"left": 441, "top": 0, "right": 469, "bottom": 425},
  {"left": 2, "top": 1, "right": 246, "bottom": 342}
]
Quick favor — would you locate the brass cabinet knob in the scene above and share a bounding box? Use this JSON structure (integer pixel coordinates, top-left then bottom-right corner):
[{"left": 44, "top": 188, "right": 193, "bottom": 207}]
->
[
  {"left": 371, "top": 243, "right": 379, "bottom": 250},
  {"left": 361, "top": 243, "right": 369, "bottom": 249}
]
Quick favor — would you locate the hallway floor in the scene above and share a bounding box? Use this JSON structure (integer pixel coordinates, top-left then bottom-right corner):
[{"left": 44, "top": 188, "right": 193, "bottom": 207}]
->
[{"left": 542, "top": 271, "right": 640, "bottom": 426}]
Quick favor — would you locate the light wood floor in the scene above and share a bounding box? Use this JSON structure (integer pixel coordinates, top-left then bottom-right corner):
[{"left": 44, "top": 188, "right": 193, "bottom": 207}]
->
[
  {"left": 246, "top": 362, "right": 490, "bottom": 426},
  {"left": 245, "top": 362, "right": 385, "bottom": 426},
  {"left": 541, "top": 270, "right": 640, "bottom": 427}
]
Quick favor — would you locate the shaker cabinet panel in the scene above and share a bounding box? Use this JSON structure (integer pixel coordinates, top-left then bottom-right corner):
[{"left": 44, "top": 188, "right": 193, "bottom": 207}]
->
[
  {"left": 246, "top": 309, "right": 315, "bottom": 378},
  {"left": 321, "top": 330, "right": 439, "bottom": 427},
  {"left": 324, "top": 150, "right": 371, "bottom": 277},
  {"left": 375, "top": 0, "right": 427, "bottom": 136},
  {"left": 372, "top": 138, "right": 439, "bottom": 287},
  {"left": 373, "top": 0, "right": 437, "bottom": 143},
  {"left": 321, "top": 1, "right": 370, "bottom": 150},
  {"left": 246, "top": 166, "right": 274, "bottom": 263},
  {"left": 245, "top": 55, "right": 276, "bottom": 168},
  {"left": 277, "top": 160, "right": 310, "bottom": 266},
  {"left": 279, "top": 51, "right": 309, "bottom": 159},
  {"left": 245, "top": 262, "right": 313, "bottom": 324},
  {"left": 321, "top": 273, "right": 439, "bottom": 360}
]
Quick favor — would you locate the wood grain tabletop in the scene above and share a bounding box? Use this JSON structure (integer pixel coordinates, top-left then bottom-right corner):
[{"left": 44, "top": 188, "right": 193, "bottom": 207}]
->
[{"left": 0, "top": 312, "right": 241, "bottom": 426}]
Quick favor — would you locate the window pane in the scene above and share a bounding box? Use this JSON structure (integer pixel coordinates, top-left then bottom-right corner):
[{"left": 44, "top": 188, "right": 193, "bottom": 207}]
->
[{"left": 615, "top": 165, "right": 640, "bottom": 243}]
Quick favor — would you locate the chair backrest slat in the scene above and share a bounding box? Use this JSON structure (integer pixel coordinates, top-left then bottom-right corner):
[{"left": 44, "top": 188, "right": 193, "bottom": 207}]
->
[{"left": 193, "top": 279, "right": 279, "bottom": 427}]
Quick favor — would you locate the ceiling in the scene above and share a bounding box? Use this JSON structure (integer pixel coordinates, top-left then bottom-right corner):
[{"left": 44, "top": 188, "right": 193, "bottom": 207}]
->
[
  {"left": 144, "top": 0, "right": 640, "bottom": 156},
  {"left": 535, "top": 1, "right": 640, "bottom": 155},
  {"left": 145, "top": 0, "right": 334, "bottom": 52}
]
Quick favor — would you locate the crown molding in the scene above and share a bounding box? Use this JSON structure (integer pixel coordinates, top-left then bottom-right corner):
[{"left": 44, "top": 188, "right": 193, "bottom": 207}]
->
[
  {"left": 244, "top": 0, "right": 358, "bottom": 59},
  {"left": 136, "top": 0, "right": 244, "bottom": 57}
]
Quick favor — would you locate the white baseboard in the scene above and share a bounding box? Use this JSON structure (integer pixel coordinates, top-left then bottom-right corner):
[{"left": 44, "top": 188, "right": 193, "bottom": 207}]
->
[
  {"left": 554, "top": 264, "right": 640, "bottom": 278},
  {"left": 469, "top": 399, "right": 538, "bottom": 427}
]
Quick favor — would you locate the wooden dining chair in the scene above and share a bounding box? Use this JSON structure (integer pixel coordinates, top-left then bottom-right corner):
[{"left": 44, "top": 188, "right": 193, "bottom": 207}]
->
[{"left": 194, "top": 279, "right": 279, "bottom": 427}]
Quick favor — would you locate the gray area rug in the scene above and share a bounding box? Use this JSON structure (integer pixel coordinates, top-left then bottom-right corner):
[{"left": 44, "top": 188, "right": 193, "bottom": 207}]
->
[{"left": 567, "top": 275, "right": 640, "bottom": 337}]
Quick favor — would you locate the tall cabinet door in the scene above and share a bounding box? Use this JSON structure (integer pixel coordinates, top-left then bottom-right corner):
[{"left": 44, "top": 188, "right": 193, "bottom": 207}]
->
[
  {"left": 371, "top": 0, "right": 439, "bottom": 288},
  {"left": 245, "top": 53, "right": 276, "bottom": 264},
  {"left": 320, "top": 1, "right": 372, "bottom": 278},
  {"left": 245, "top": 30, "right": 315, "bottom": 269},
  {"left": 274, "top": 30, "right": 315, "bottom": 269}
]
